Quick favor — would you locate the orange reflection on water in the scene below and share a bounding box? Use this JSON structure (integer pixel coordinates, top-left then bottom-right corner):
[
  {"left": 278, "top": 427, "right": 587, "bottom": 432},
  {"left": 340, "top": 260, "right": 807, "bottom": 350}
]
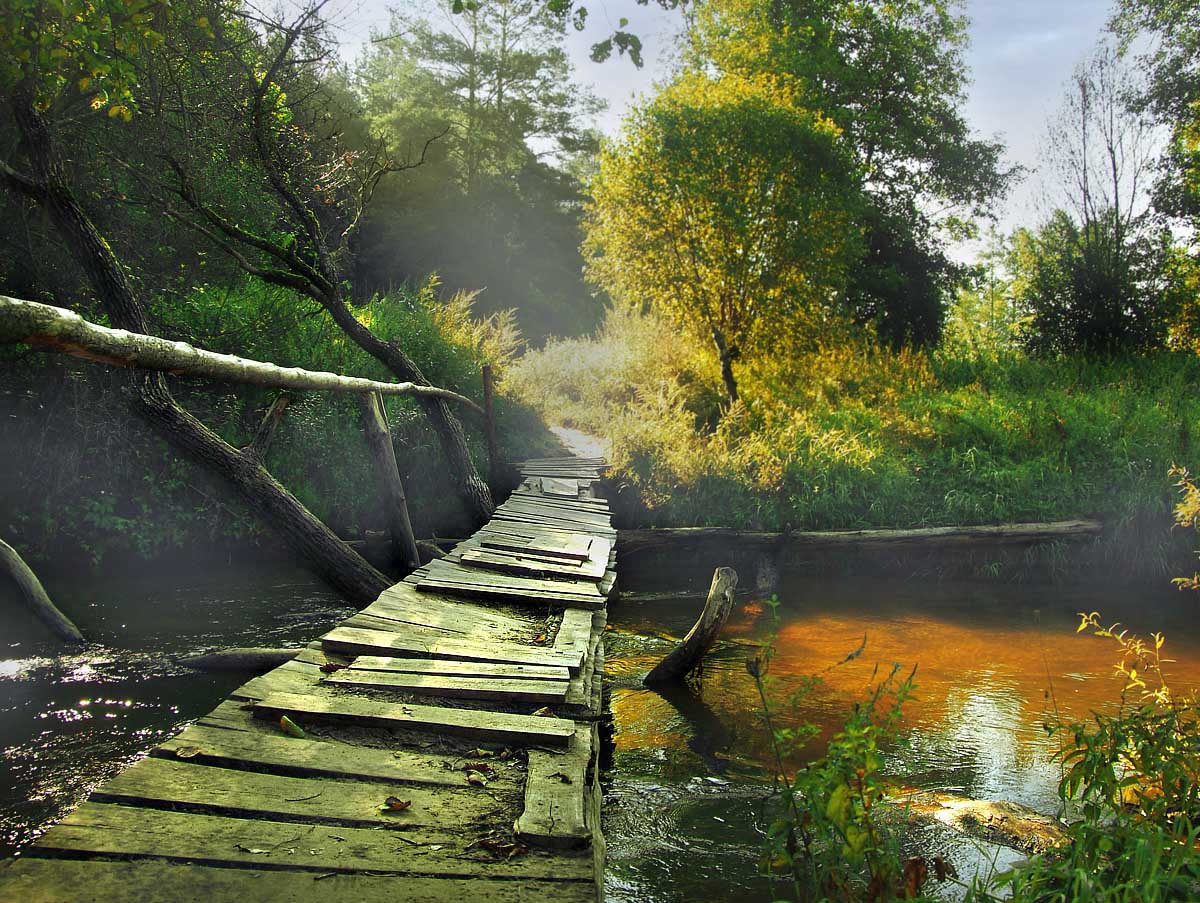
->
[{"left": 611, "top": 587, "right": 1200, "bottom": 803}]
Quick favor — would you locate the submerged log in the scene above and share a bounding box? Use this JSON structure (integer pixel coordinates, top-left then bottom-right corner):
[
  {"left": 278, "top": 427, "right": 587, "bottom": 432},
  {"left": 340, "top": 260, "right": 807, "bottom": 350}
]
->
[
  {"left": 0, "top": 538, "right": 84, "bottom": 643},
  {"left": 618, "top": 520, "right": 1104, "bottom": 558},
  {"left": 644, "top": 566, "right": 738, "bottom": 686},
  {"left": 180, "top": 648, "right": 299, "bottom": 672}
]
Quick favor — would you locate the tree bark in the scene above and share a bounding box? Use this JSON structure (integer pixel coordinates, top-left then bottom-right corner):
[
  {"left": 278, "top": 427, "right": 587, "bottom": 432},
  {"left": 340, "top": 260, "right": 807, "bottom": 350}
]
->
[
  {"left": 482, "top": 363, "right": 501, "bottom": 493},
  {"left": 357, "top": 391, "right": 420, "bottom": 569},
  {"left": 711, "top": 329, "right": 738, "bottom": 405},
  {"left": 644, "top": 566, "right": 738, "bottom": 686},
  {"left": 0, "top": 296, "right": 484, "bottom": 413},
  {"left": 8, "top": 88, "right": 389, "bottom": 604},
  {"left": 306, "top": 287, "right": 494, "bottom": 523},
  {"left": 244, "top": 394, "right": 290, "bottom": 462},
  {"left": 0, "top": 538, "right": 85, "bottom": 644}
]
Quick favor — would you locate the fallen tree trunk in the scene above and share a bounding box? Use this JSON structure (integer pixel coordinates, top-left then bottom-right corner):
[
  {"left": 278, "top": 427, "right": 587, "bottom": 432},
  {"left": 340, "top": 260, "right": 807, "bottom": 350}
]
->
[
  {"left": 0, "top": 295, "right": 484, "bottom": 414},
  {"left": 644, "top": 566, "right": 738, "bottom": 686},
  {"left": 0, "top": 538, "right": 84, "bottom": 643},
  {"left": 180, "top": 647, "right": 299, "bottom": 672},
  {"left": 618, "top": 520, "right": 1104, "bottom": 558},
  {"left": 3, "top": 91, "right": 389, "bottom": 605}
]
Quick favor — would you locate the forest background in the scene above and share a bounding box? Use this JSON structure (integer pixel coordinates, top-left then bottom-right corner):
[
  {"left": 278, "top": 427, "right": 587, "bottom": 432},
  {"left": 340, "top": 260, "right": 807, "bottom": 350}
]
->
[{"left": 1, "top": 0, "right": 1199, "bottom": 586}]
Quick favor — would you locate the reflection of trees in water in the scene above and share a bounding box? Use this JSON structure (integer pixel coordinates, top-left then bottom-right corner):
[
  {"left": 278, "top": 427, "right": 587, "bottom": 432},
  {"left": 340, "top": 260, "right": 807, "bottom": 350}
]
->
[{"left": 899, "top": 676, "right": 1065, "bottom": 814}]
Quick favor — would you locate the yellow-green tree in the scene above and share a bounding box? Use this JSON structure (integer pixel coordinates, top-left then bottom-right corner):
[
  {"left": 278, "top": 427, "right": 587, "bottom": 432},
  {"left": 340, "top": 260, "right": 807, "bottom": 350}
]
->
[{"left": 584, "top": 73, "right": 861, "bottom": 404}]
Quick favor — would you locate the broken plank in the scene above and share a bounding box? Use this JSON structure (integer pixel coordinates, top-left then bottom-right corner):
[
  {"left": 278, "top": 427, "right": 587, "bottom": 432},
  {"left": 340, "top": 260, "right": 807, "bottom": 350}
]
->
[
  {"left": 34, "top": 803, "right": 592, "bottom": 880},
  {"left": 154, "top": 720, "right": 495, "bottom": 788},
  {"left": 416, "top": 576, "right": 605, "bottom": 610},
  {"left": 94, "top": 756, "right": 501, "bottom": 828},
  {"left": 349, "top": 656, "right": 570, "bottom": 682},
  {"left": 323, "top": 669, "right": 569, "bottom": 704},
  {"left": 479, "top": 532, "right": 592, "bottom": 562},
  {"left": 0, "top": 860, "right": 597, "bottom": 903},
  {"left": 254, "top": 691, "right": 576, "bottom": 746},
  {"left": 423, "top": 559, "right": 604, "bottom": 596},
  {"left": 515, "top": 724, "right": 593, "bottom": 848},
  {"left": 459, "top": 548, "right": 605, "bottom": 581},
  {"left": 321, "top": 626, "right": 582, "bottom": 672}
]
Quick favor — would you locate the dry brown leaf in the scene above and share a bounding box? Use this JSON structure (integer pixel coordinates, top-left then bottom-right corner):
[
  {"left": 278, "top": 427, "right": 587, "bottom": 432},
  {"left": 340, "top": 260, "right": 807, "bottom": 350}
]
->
[
  {"left": 320, "top": 662, "right": 347, "bottom": 674},
  {"left": 380, "top": 796, "right": 412, "bottom": 812},
  {"left": 466, "top": 771, "right": 489, "bottom": 787},
  {"left": 531, "top": 706, "right": 555, "bottom": 717}
]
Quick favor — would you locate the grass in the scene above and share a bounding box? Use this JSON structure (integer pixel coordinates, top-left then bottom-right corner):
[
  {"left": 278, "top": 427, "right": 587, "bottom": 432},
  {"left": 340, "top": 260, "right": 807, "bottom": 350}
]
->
[
  {"left": 506, "top": 308, "right": 1200, "bottom": 579},
  {"left": 0, "top": 279, "right": 560, "bottom": 568}
]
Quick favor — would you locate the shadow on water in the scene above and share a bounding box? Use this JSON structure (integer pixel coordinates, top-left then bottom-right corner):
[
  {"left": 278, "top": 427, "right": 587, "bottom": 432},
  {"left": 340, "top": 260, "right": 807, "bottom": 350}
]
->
[
  {"left": 603, "top": 573, "right": 1200, "bottom": 903},
  {"left": 0, "top": 564, "right": 352, "bottom": 857}
]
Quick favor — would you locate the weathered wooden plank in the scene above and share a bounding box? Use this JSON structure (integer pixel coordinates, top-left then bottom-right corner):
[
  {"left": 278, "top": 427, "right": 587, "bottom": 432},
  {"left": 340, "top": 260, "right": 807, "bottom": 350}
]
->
[
  {"left": 492, "top": 513, "right": 615, "bottom": 539},
  {"left": 459, "top": 548, "right": 606, "bottom": 581},
  {"left": 154, "top": 720, "right": 496, "bottom": 788},
  {"left": 511, "top": 490, "right": 609, "bottom": 512},
  {"left": 321, "top": 626, "right": 582, "bottom": 672},
  {"left": 95, "top": 757, "right": 504, "bottom": 828},
  {"left": 554, "top": 607, "right": 596, "bottom": 657},
  {"left": 349, "top": 655, "right": 570, "bottom": 682},
  {"left": 375, "top": 582, "right": 536, "bottom": 632},
  {"left": 416, "top": 576, "right": 606, "bottom": 610},
  {"left": 323, "top": 669, "right": 569, "bottom": 704},
  {"left": 497, "top": 501, "right": 612, "bottom": 527},
  {"left": 0, "top": 859, "right": 597, "bottom": 903},
  {"left": 515, "top": 724, "right": 593, "bottom": 847},
  {"left": 421, "top": 559, "right": 605, "bottom": 598},
  {"left": 34, "top": 803, "right": 592, "bottom": 880},
  {"left": 479, "top": 531, "right": 592, "bottom": 561},
  {"left": 253, "top": 691, "right": 576, "bottom": 746},
  {"left": 230, "top": 659, "right": 323, "bottom": 702}
]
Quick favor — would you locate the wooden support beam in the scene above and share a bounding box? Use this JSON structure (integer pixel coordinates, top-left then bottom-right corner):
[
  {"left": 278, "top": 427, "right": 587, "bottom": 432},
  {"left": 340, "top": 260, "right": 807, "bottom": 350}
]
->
[
  {"left": 242, "top": 393, "right": 290, "bottom": 462},
  {"left": 482, "top": 363, "right": 501, "bottom": 492},
  {"left": 358, "top": 390, "right": 420, "bottom": 569}
]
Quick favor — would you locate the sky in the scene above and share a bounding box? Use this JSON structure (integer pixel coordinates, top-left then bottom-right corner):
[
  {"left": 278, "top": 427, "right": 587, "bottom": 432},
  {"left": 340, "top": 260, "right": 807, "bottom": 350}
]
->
[{"left": 326, "top": 0, "right": 1118, "bottom": 248}]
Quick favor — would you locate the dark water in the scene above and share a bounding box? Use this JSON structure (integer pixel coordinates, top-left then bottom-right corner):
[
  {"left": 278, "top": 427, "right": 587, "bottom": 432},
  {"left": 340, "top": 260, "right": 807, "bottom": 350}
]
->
[
  {"left": 602, "top": 576, "right": 1200, "bottom": 902},
  {"left": 0, "top": 566, "right": 352, "bottom": 857},
  {"left": 4, "top": 564, "right": 1200, "bottom": 902}
]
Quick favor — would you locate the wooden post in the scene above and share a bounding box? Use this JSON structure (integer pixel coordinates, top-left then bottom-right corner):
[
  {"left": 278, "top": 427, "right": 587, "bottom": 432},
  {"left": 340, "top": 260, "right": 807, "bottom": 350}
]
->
[
  {"left": 0, "top": 537, "right": 84, "bottom": 643},
  {"left": 482, "top": 364, "right": 501, "bottom": 492},
  {"left": 357, "top": 391, "right": 420, "bottom": 570},
  {"left": 242, "top": 393, "right": 291, "bottom": 462},
  {"left": 643, "top": 566, "right": 738, "bottom": 686}
]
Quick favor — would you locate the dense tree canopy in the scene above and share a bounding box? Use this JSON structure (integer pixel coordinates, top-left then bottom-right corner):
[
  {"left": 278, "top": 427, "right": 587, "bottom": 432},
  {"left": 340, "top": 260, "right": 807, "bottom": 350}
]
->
[
  {"left": 585, "top": 72, "right": 861, "bottom": 403},
  {"left": 685, "top": 0, "right": 1014, "bottom": 346},
  {"left": 354, "top": 0, "right": 606, "bottom": 342}
]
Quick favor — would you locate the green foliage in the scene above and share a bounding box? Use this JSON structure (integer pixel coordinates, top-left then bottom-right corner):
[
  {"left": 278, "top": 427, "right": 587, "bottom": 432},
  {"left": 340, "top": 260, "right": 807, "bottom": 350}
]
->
[
  {"left": 996, "top": 616, "right": 1200, "bottom": 902},
  {"left": 510, "top": 309, "right": 1200, "bottom": 578},
  {"left": 354, "top": 0, "right": 606, "bottom": 342},
  {"left": 1, "top": 279, "right": 555, "bottom": 566},
  {"left": 1010, "top": 211, "right": 1177, "bottom": 356},
  {"left": 685, "top": 0, "right": 1014, "bottom": 346},
  {"left": 585, "top": 71, "right": 862, "bottom": 401},
  {"left": 1112, "top": 0, "right": 1200, "bottom": 234},
  {"left": 746, "top": 614, "right": 955, "bottom": 902},
  {"left": 0, "top": 0, "right": 164, "bottom": 117}
]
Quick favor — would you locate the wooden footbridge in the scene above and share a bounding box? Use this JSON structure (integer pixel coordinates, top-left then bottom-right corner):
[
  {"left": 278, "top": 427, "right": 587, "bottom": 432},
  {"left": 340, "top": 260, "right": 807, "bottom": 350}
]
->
[{"left": 0, "top": 456, "right": 613, "bottom": 902}]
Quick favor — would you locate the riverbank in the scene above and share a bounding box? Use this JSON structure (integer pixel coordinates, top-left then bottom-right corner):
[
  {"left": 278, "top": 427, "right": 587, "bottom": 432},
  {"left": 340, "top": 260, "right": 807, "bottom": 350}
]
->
[{"left": 508, "top": 309, "right": 1200, "bottom": 581}]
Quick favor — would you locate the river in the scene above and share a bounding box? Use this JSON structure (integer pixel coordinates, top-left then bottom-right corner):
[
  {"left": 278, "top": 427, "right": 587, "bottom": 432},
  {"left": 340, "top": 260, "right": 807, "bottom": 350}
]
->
[{"left": 2, "top": 564, "right": 1198, "bottom": 901}]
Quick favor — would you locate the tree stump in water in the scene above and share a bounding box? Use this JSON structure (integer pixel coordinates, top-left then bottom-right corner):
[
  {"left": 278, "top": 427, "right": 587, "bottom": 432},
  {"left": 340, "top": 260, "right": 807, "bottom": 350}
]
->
[
  {"left": 644, "top": 566, "right": 738, "bottom": 686},
  {"left": 0, "top": 537, "right": 84, "bottom": 643}
]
